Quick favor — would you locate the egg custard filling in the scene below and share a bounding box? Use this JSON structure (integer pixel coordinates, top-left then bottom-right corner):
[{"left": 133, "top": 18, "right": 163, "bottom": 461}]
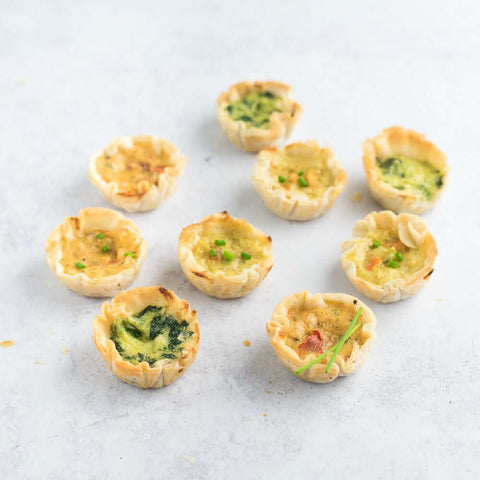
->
[
  {"left": 111, "top": 305, "right": 194, "bottom": 366},
  {"left": 192, "top": 222, "right": 269, "bottom": 276},
  {"left": 94, "top": 138, "right": 174, "bottom": 193},
  {"left": 375, "top": 155, "right": 443, "bottom": 201},
  {"left": 269, "top": 147, "right": 337, "bottom": 199},
  {"left": 345, "top": 227, "right": 429, "bottom": 285},
  {"left": 60, "top": 225, "right": 141, "bottom": 278},
  {"left": 283, "top": 300, "right": 369, "bottom": 360},
  {"left": 225, "top": 90, "right": 284, "bottom": 129}
]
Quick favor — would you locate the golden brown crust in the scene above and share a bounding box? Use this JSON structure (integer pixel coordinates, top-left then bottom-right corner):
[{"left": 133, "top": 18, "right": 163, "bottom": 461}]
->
[
  {"left": 362, "top": 126, "right": 449, "bottom": 213},
  {"left": 45, "top": 207, "right": 147, "bottom": 297},
  {"left": 89, "top": 135, "right": 187, "bottom": 212},
  {"left": 266, "top": 291, "right": 376, "bottom": 383},
  {"left": 252, "top": 141, "right": 347, "bottom": 220},
  {"left": 92, "top": 286, "right": 200, "bottom": 389},
  {"left": 341, "top": 210, "right": 438, "bottom": 303},
  {"left": 216, "top": 81, "right": 302, "bottom": 152},
  {"left": 177, "top": 212, "right": 274, "bottom": 298}
]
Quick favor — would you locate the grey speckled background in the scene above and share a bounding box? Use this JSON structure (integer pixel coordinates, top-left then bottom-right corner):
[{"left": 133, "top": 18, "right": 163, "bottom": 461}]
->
[{"left": 1, "top": 1, "right": 479, "bottom": 479}]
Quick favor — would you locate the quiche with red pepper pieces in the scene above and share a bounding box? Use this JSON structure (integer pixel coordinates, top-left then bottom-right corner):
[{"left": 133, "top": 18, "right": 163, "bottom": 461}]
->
[
  {"left": 341, "top": 210, "right": 437, "bottom": 303},
  {"left": 45, "top": 207, "right": 147, "bottom": 297},
  {"left": 177, "top": 212, "right": 274, "bottom": 298},
  {"left": 216, "top": 81, "right": 302, "bottom": 152},
  {"left": 362, "top": 126, "right": 449, "bottom": 214},
  {"left": 252, "top": 141, "right": 347, "bottom": 220},
  {"left": 266, "top": 291, "right": 376, "bottom": 383},
  {"left": 89, "top": 135, "right": 187, "bottom": 212},
  {"left": 93, "top": 286, "right": 200, "bottom": 389}
]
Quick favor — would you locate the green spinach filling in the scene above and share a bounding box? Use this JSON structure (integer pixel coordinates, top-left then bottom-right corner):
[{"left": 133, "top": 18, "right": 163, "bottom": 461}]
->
[
  {"left": 375, "top": 155, "right": 443, "bottom": 201},
  {"left": 225, "top": 90, "right": 284, "bottom": 128},
  {"left": 111, "top": 305, "right": 193, "bottom": 366}
]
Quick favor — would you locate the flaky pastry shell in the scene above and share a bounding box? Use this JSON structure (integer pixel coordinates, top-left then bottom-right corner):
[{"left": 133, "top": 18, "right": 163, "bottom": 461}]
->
[
  {"left": 93, "top": 286, "right": 200, "bottom": 389},
  {"left": 362, "top": 126, "right": 449, "bottom": 213},
  {"left": 216, "top": 81, "right": 302, "bottom": 152},
  {"left": 341, "top": 210, "right": 437, "bottom": 303},
  {"left": 45, "top": 207, "right": 147, "bottom": 297},
  {"left": 89, "top": 135, "right": 187, "bottom": 212},
  {"left": 178, "top": 212, "right": 274, "bottom": 299},
  {"left": 266, "top": 291, "right": 376, "bottom": 383},
  {"left": 252, "top": 141, "right": 347, "bottom": 220}
]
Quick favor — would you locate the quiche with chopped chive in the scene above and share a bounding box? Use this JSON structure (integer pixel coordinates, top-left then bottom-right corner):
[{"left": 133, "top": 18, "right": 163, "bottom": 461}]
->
[
  {"left": 89, "top": 135, "right": 187, "bottom": 212},
  {"left": 252, "top": 141, "right": 347, "bottom": 220},
  {"left": 93, "top": 286, "right": 200, "bottom": 389},
  {"left": 362, "top": 127, "right": 449, "bottom": 213},
  {"left": 178, "top": 212, "right": 274, "bottom": 298},
  {"left": 45, "top": 207, "right": 147, "bottom": 297},
  {"left": 216, "top": 81, "right": 302, "bottom": 152},
  {"left": 341, "top": 210, "right": 437, "bottom": 303},
  {"left": 266, "top": 291, "right": 376, "bottom": 383}
]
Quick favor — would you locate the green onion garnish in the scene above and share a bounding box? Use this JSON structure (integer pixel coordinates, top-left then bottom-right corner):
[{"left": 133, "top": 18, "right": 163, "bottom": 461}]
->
[
  {"left": 298, "top": 177, "right": 308, "bottom": 187},
  {"left": 75, "top": 262, "right": 85, "bottom": 269},
  {"left": 102, "top": 245, "right": 109, "bottom": 253},
  {"left": 209, "top": 249, "right": 217, "bottom": 257},
  {"left": 215, "top": 239, "right": 226, "bottom": 246},
  {"left": 372, "top": 240, "right": 380, "bottom": 249},
  {"left": 387, "top": 260, "right": 398, "bottom": 268},
  {"left": 222, "top": 251, "right": 234, "bottom": 262},
  {"left": 298, "top": 170, "right": 304, "bottom": 176},
  {"left": 124, "top": 252, "right": 136, "bottom": 258},
  {"left": 241, "top": 252, "right": 251, "bottom": 260},
  {"left": 278, "top": 175, "right": 286, "bottom": 183},
  {"left": 96, "top": 233, "right": 104, "bottom": 239},
  {"left": 395, "top": 252, "right": 404, "bottom": 261}
]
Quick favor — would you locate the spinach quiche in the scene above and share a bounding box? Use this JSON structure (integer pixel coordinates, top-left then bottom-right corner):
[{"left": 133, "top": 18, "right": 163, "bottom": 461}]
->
[
  {"left": 362, "top": 127, "right": 449, "bottom": 213},
  {"left": 93, "top": 286, "right": 200, "bottom": 389},
  {"left": 89, "top": 135, "right": 187, "bottom": 212},
  {"left": 178, "top": 212, "right": 274, "bottom": 298},
  {"left": 252, "top": 141, "right": 347, "bottom": 220},
  {"left": 216, "top": 81, "right": 302, "bottom": 152},
  {"left": 341, "top": 210, "right": 437, "bottom": 303},
  {"left": 45, "top": 207, "right": 147, "bottom": 297},
  {"left": 266, "top": 291, "right": 376, "bottom": 383}
]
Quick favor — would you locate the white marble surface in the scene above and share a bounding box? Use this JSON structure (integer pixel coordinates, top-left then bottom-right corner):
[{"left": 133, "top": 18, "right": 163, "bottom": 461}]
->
[{"left": 1, "top": 1, "right": 479, "bottom": 478}]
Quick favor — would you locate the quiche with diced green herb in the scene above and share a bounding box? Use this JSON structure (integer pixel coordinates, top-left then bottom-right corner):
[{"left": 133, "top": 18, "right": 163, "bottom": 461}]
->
[
  {"left": 362, "top": 127, "right": 449, "bottom": 213},
  {"left": 45, "top": 208, "right": 147, "bottom": 297},
  {"left": 93, "top": 286, "right": 200, "bottom": 388},
  {"left": 341, "top": 210, "right": 438, "bottom": 303},
  {"left": 252, "top": 141, "right": 347, "bottom": 220},
  {"left": 216, "top": 81, "right": 302, "bottom": 152},
  {"left": 178, "top": 212, "right": 274, "bottom": 298},
  {"left": 89, "top": 135, "right": 187, "bottom": 212},
  {"left": 266, "top": 291, "right": 376, "bottom": 383}
]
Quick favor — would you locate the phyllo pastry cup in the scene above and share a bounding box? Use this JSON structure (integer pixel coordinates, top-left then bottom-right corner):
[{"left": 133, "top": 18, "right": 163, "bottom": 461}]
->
[
  {"left": 362, "top": 126, "right": 449, "bottom": 214},
  {"left": 89, "top": 135, "right": 187, "bottom": 212},
  {"left": 45, "top": 207, "right": 147, "bottom": 297},
  {"left": 341, "top": 210, "right": 437, "bottom": 303},
  {"left": 178, "top": 212, "right": 274, "bottom": 299},
  {"left": 93, "top": 286, "right": 200, "bottom": 389},
  {"left": 216, "top": 81, "right": 302, "bottom": 152},
  {"left": 266, "top": 291, "right": 376, "bottom": 383},
  {"left": 252, "top": 141, "right": 347, "bottom": 220}
]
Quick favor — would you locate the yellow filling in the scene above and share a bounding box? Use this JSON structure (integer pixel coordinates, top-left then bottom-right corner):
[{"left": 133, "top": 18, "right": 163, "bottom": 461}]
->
[
  {"left": 192, "top": 220, "right": 269, "bottom": 276},
  {"left": 95, "top": 139, "right": 173, "bottom": 195},
  {"left": 269, "top": 148, "right": 336, "bottom": 199},
  {"left": 60, "top": 222, "right": 141, "bottom": 278},
  {"left": 346, "top": 228, "right": 429, "bottom": 284},
  {"left": 282, "top": 300, "right": 368, "bottom": 360}
]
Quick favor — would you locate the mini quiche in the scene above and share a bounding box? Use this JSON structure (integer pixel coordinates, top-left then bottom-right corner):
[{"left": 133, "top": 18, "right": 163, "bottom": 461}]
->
[
  {"left": 362, "top": 126, "right": 449, "bottom": 214},
  {"left": 45, "top": 207, "right": 147, "bottom": 297},
  {"left": 89, "top": 135, "right": 187, "bottom": 212},
  {"left": 266, "top": 291, "right": 376, "bottom": 383},
  {"left": 178, "top": 212, "right": 274, "bottom": 298},
  {"left": 341, "top": 210, "right": 437, "bottom": 303},
  {"left": 93, "top": 286, "right": 200, "bottom": 389},
  {"left": 216, "top": 81, "right": 302, "bottom": 152},
  {"left": 252, "top": 141, "right": 347, "bottom": 220}
]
